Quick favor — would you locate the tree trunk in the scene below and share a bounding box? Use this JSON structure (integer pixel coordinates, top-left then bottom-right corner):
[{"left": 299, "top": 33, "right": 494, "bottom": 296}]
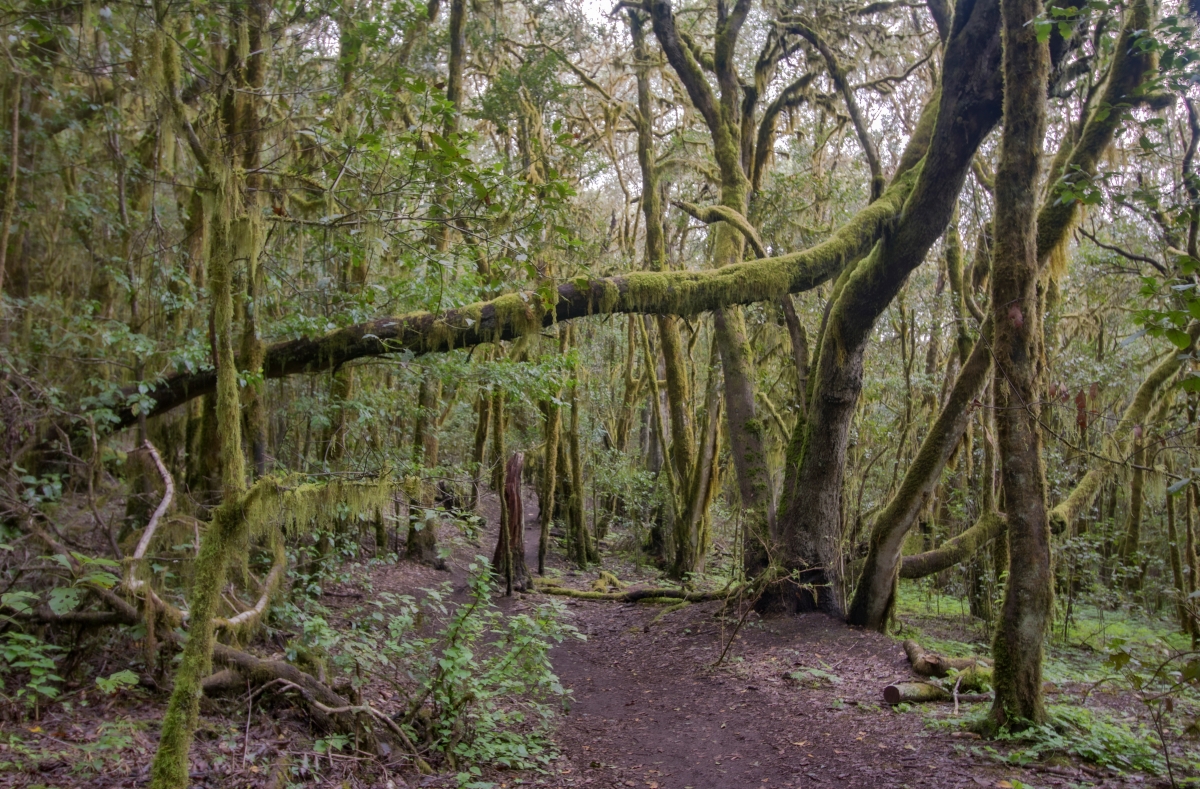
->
[
  {"left": 1188, "top": 485, "right": 1200, "bottom": 644},
  {"left": 989, "top": 0, "right": 1051, "bottom": 728},
  {"left": 774, "top": 0, "right": 1004, "bottom": 615},
  {"left": 493, "top": 452, "right": 530, "bottom": 593},
  {"left": 538, "top": 395, "right": 560, "bottom": 575},
  {"left": 567, "top": 369, "right": 594, "bottom": 566},
  {"left": 406, "top": 371, "right": 443, "bottom": 565},
  {"left": 1118, "top": 437, "right": 1146, "bottom": 586},
  {"left": 469, "top": 388, "right": 490, "bottom": 511},
  {"left": 1166, "top": 487, "right": 1190, "bottom": 634}
]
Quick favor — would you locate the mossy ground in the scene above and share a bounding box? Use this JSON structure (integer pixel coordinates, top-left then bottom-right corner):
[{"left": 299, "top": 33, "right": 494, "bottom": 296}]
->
[{"left": 893, "top": 579, "right": 1200, "bottom": 784}]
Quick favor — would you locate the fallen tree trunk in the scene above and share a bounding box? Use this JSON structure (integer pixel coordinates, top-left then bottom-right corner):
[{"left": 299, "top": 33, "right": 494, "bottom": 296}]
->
[
  {"left": 899, "top": 511, "right": 1006, "bottom": 579},
  {"left": 902, "top": 639, "right": 986, "bottom": 676},
  {"left": 533, "top": 577, "right": 741, "bottom": 603},
  {"left": 883, "top": 681, "right": 991, "bottom": 705},
  {"left": 209, "top": 643, "right": 373, "bottom": 747},
  {"left": 901, "top": 639, "right": 992, "bottom": 692}
]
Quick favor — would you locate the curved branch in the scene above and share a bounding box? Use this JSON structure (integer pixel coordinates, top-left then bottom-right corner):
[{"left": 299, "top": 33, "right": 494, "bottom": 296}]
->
[
  {"left": 131, "top": 440, "right": 175, "bottom": 562},
  {"left": 672, "top": 200, "right": 767, "bottom": 257},
  {"left": 899, "top": 511, "right": 1006, "bottom": 578},
  {"left": 109, "top": 166, "right": 920, "bottom": 430},
  {"left": 1047, "top": 321, "right": 1200, "bottom": 533},
  {"left": 788, "top": 20, "right": 884, "bottom": 198}
]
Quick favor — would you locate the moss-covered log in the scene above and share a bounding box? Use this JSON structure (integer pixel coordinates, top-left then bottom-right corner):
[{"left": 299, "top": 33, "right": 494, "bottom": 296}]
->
[
  {"left": 899, "top": 511, "right": 1006, "bottom": 579},
  {"left": 533, "top": 577, "right": 740, "bottom": 603},
  {"left": 883, "top": 681, "right": 991, "bottom": 705}
]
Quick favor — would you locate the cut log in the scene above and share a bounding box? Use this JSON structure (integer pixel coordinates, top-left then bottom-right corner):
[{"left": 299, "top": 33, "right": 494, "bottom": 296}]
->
[
  {"left": 902, "top": 639, "right": 989, "bottom": 675},
  {"left": 884, "top": 681, "right": 949, "bottom": 703},
  {"left": 900, "top": 640, "right": 992, "bottom": 692},
  {"left": 883, "top": 681, "right": 992, "bottom": 705}
]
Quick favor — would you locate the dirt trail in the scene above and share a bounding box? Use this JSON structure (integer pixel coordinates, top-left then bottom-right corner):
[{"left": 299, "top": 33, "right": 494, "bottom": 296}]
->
[{"left": 504, "top": 511, "right": 1118, "bottom": 789}]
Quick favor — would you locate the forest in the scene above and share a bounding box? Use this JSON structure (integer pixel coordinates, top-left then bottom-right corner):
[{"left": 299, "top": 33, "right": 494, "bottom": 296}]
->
[{"left": 0, "top": 0, "right": 1199, "bottom": 786}]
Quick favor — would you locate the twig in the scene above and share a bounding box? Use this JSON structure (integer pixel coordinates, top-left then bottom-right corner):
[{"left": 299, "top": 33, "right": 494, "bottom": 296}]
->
[
  {"left": 273, "top": 680, "right": 432, "bottom": 774},
  {"left": 133, "top": 439, "right": 175, "bottom": 561},
  {"left": 243, "top": 678, "right": 253, "bottom": 765}
]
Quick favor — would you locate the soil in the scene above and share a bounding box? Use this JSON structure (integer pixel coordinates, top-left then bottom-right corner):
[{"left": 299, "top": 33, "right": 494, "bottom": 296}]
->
[{"left": 0, "top": 491, "right": 1169, "bottom": 788}]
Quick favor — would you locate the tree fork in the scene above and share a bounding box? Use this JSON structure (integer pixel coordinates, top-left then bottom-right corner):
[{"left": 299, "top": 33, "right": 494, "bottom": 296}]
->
[{"left": 774, "top": 0, "right": 1004, "bottom": 616}]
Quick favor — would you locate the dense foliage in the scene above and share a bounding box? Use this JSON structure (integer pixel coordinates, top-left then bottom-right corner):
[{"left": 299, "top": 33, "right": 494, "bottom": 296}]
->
[{"left": 1, "top": 0, "right": 1199, "bottom": 785}]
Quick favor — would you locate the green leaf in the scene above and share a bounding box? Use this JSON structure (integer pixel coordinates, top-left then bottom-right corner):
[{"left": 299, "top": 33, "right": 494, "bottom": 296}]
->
[
  {"left": 96, "top": 670, "right": 139, "bottom": 695},
  {"left": 1165, "top": 328, "right": 1192, "bottom": 349},
  {"left": 48, "top": 587, "right": 83, "bottom": 615},
  {"left": 1167, "top": 477, "right": 1191, "bottom": 495},
  {"left": 1, "top": 590, "right": 39, "bottom": 614}
]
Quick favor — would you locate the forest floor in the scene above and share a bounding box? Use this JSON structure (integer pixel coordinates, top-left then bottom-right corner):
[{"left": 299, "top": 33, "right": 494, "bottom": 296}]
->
[{"left": 0, "top": 492, "right": 1189, "bottom": 789}]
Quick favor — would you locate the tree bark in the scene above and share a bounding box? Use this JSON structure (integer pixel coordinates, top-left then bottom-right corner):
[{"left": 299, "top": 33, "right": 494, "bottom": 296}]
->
[
  {"left": 493, "top": 452, "right": 530, "bottom": 593},
  {"left": 406, "top": 371, "right": 443, "bottom": 565},
  {"left": 774, "top": 0, "right": 1004, "bottom": 615},
  {"left": 989, "top": 0, "right": 1051, "bottom": 728}
]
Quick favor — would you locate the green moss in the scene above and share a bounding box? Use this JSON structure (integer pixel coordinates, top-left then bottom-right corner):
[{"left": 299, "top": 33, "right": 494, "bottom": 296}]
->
[{"left": 1035, "top": 0, "right": 1154, "bottom": 267}]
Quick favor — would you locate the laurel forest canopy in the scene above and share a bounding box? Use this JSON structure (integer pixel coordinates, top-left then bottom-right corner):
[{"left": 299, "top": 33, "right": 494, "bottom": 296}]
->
[{"left": 1, "top": 0, "right": 1200, "bottom": 785}]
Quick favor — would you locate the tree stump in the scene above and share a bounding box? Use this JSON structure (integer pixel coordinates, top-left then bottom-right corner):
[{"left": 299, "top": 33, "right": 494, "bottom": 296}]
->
[{"left": 493, "top": 452, "right": 531, "bottom": 593}]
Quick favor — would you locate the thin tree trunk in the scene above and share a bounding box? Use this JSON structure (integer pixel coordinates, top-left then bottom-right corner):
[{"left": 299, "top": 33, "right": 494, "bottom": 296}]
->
[
  {"left": 1167, "top": 486, "right": 1189, "bottom": 634},
  {"left": 1188, "top": 485, "right": 1199, "bottom": 644},
  {"left": 1118, "top": 437, "right": 1146, "bottom": 584},
  {"left": 469, "top": 389, "right": 491, "bottom": 511},
  {"left": 567, "top": 366, "right": 593, "bottom": 566},
  {"left": 538, "top": 395, "right": 560, "bottom": 575},
  {"left": 0, "top": 75, "right": 21, "bottom": 297},
  {"left": 493, "top": 452, "right": 530, "bottom": 593},
  {"left": 989, "top": 0, "right": 1051, "bottom": 728},
  {"left": 406, "top": 371, "right": 443, "bottom": 565}
]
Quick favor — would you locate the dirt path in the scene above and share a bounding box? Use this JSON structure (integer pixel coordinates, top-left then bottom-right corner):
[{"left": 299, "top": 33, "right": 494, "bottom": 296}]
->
[{"left": 506, "top": 513, "right": 1120, "bottom": 789}]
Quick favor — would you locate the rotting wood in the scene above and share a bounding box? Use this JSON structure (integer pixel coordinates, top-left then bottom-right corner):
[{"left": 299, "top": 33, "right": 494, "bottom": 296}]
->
[{"left": 883, "top": 681, "right": 991, "bottom": 705}]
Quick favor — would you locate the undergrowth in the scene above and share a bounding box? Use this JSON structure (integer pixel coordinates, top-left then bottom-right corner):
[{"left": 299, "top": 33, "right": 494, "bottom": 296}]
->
[{"left": 273, "top": 558, "right": 583, "bottom": 786}]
